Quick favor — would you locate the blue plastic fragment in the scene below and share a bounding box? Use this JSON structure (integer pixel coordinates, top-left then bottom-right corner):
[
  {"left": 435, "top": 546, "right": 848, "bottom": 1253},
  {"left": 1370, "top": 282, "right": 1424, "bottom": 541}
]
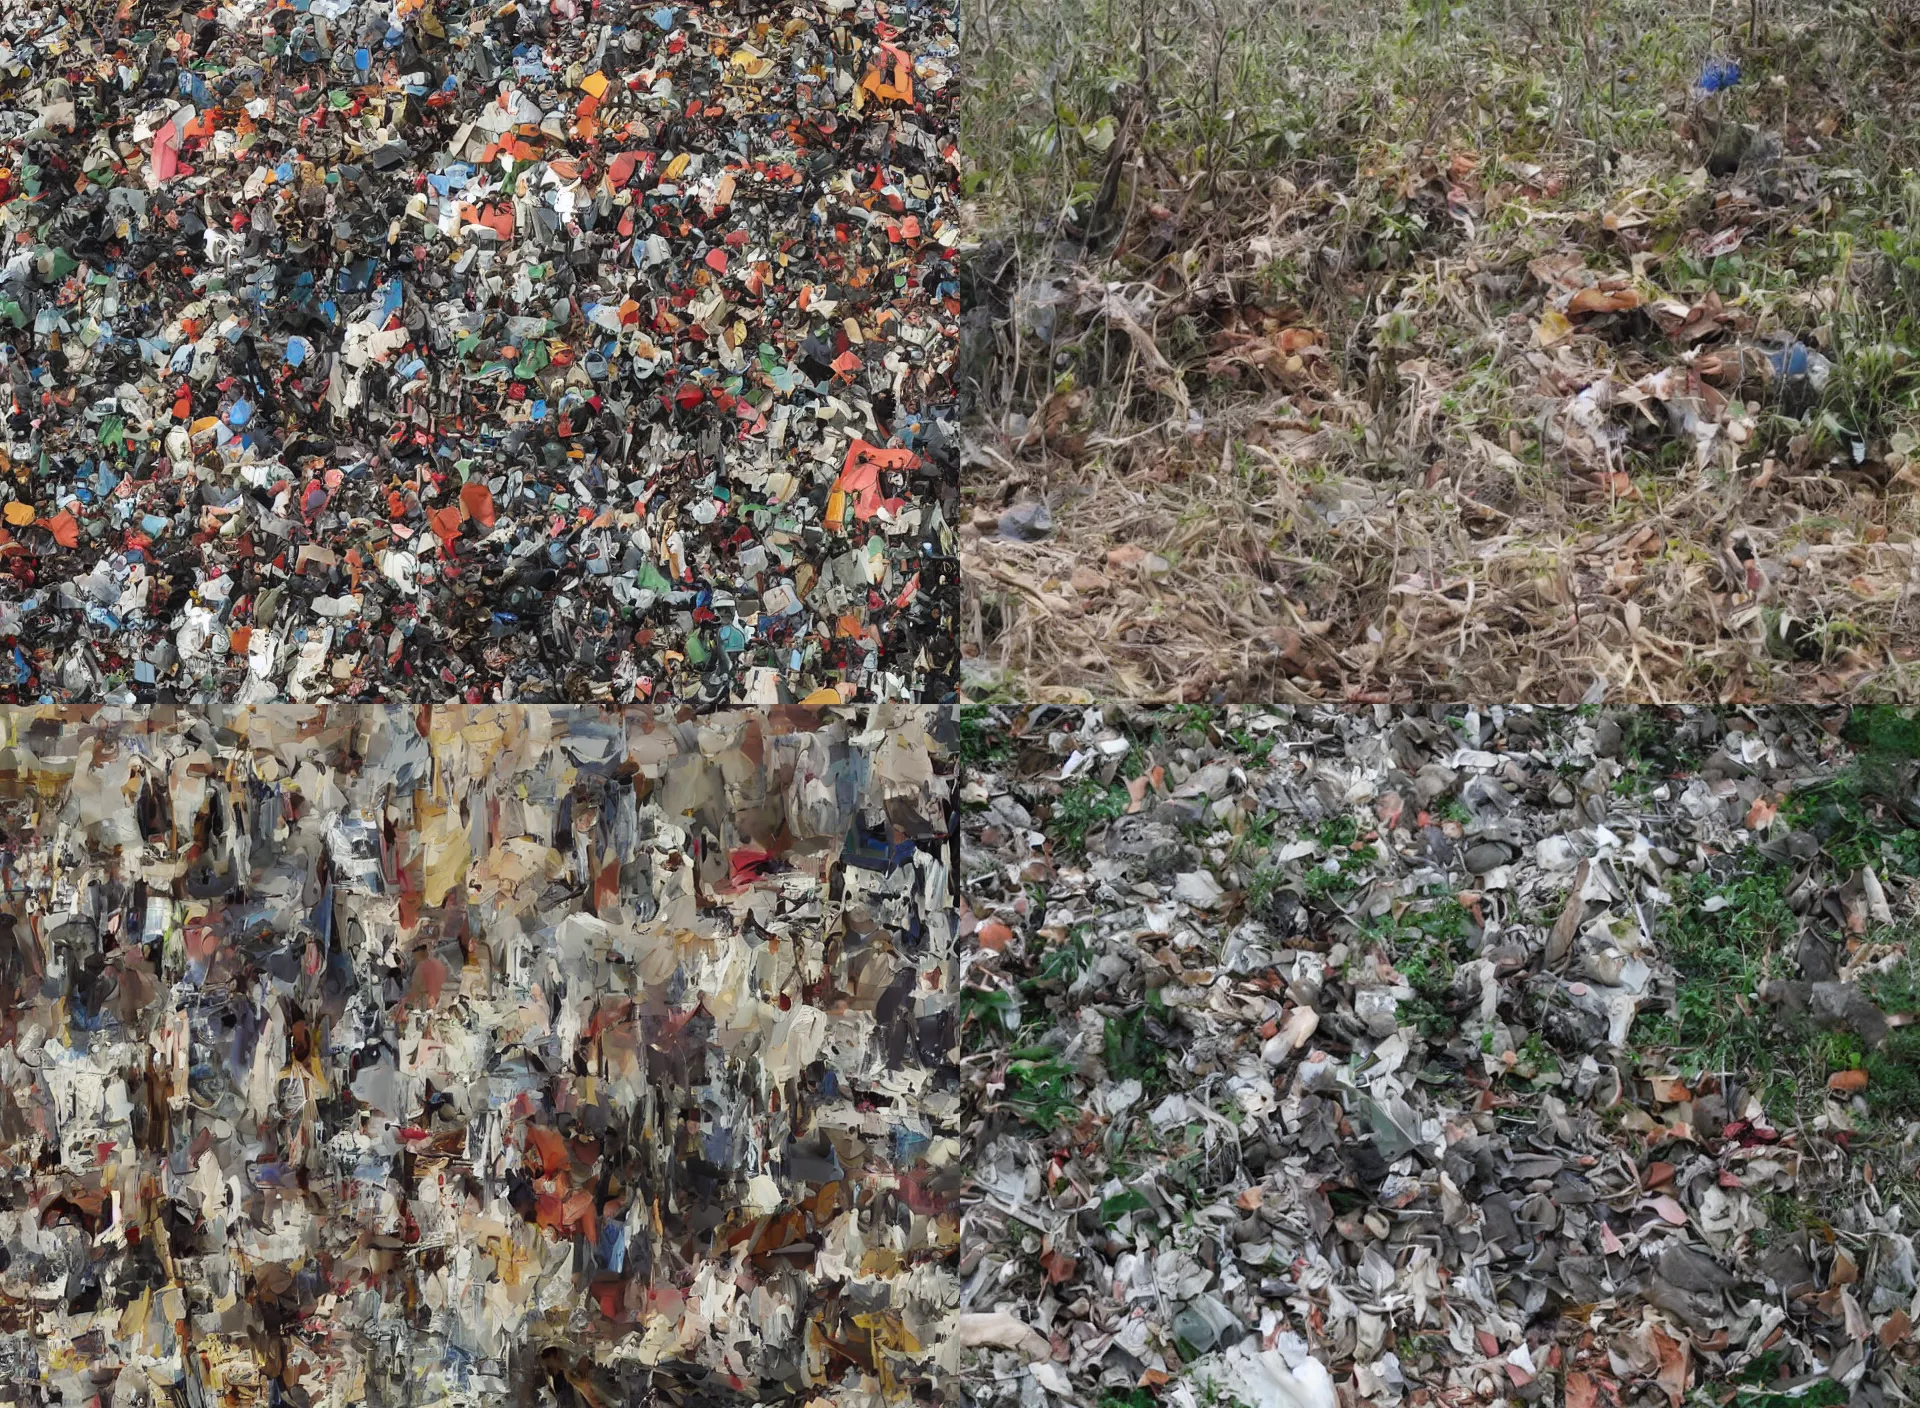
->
[{"left": 1697, "top": 58, "right": 1741, "bottom": 93}]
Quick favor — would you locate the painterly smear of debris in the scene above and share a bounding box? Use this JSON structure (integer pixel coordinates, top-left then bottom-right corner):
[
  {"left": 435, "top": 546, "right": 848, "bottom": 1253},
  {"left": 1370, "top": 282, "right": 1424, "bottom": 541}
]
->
[
  {"left": 960, "top": 704, "right": 1920, "bottom": 1408},
  {"left": 0, "top": 703, "right": 960, "bottom": 1406},
  {"left": 0, "top": 0, "right": 958, "bottom": 704}
]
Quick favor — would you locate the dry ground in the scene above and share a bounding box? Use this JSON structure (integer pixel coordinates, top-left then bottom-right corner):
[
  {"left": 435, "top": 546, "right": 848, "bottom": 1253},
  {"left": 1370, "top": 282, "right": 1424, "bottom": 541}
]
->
[{"left": 960, "top": 0, "right": 1920, "bottom": 704}]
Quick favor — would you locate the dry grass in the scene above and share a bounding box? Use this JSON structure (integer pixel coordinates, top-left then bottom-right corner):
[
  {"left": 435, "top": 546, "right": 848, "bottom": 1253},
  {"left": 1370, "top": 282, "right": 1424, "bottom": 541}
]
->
[{"left": 960, "top": 0, "right": 1920, "bottom": 703}]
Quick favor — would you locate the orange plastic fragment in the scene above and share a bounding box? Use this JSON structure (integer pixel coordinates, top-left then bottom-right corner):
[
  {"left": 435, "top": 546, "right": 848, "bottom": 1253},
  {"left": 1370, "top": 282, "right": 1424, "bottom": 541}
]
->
[
  {"left": 459, "top": 482, "right": 496, "bottom": 528},
  {"left": 831, "top": 440, "right": 917, "bottom": 526},
  {"left": 526, "top": 1125, "right": 569, "bottom": 1173}
]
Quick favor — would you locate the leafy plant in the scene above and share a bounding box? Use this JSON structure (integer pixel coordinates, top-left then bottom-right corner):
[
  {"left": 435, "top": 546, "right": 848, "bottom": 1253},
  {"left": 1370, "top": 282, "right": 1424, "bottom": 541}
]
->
[
  {"left": 1035, "top": 927, "right": 1096, "bottom": 985},
  {"left": 960, "top": 987, "right": 1020, "bottom": 1050},
  {"left": 1634, "top": 866, "right": 1800, "bottom": 1105},
  {"left": 1099, "top": 1188, "right": 1153, "bottom": 1224},
  {"left": 1105, "top": 1009, "right": 1166, "bottom": 1088},
  {"left": 1047, "top": 775, "right": 1134, "bottom": 858},
  {"left": 1002, "top": 1054, "right": 1081, "bottom": 1128},
  {"left": 959, "top": 705, "right": 1014, "bottom": 768},
  {"left": 1393, "top": 898, "right": 1473, "bottom": 1037}
]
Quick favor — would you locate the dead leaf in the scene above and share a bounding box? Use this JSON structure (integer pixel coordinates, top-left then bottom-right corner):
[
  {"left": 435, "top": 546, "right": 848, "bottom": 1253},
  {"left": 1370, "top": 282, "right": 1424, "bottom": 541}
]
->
[
  {"left": 1879, "top": 1309, "right": 1911, "bottom": 1347},
  {"left": 1568, "top": 286, "right": 1642, "bottom": 315},
  {"left": 1829, "top": 1068, "right": 1869, "bottom": 1094},
  {"left": 1697, "top": 226, "right": 1745, "bottom": 257},
  {"left": 1546, "top": 860, "right": 1590, "bottom": 969},
  {"left": 1528, "top": 252, "right": 1588, "bottom": 293},
  {"left": 1566, "top": 1371, "right": 1599, "bottom": 1408},
  {"left": 1649, "top": 1195, "right": 1689, "bottom": 1225},
  {"left": 1536, "top": 309, "right": 1574, "bottom": 346},
  {"left": 1651, "top": 1323, "right": 1691, "bottom": 1407}
]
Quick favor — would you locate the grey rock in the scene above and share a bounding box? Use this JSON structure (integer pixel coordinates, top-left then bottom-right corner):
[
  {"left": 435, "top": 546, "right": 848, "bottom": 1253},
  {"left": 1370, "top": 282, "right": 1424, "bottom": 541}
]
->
[
  {"left": 1414, "top": 763, "right": 1459, "bottom": 803},
  {"left": 1095, "top": 816, "right": 1185, "bottom": 874},
  {"left": 1811, "top": 981, "right": 1889, "bottom": 1046},
  {"left": 1463, "top": 841, "right": 1514, "bottom": 874}
]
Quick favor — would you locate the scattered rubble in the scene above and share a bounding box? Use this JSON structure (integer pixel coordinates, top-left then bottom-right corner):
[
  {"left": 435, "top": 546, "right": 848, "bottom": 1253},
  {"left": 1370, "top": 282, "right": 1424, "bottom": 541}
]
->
[{"left": 960, "top": 704, "right": 1920, "bottom": 1408}]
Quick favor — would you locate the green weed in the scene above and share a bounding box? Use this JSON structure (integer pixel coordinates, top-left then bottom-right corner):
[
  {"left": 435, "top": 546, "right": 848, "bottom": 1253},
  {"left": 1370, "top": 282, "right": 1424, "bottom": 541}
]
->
[
  {"left": 1105, "top": 1009, "right": 1167, "bottom": 1089},
  {"left": 1384, "top": 897, "right": 1473, "bottom": 1037},
  {"left": 1047, "top": 775, "right": 1133, "bottom": 857},
  {"left": 960, "top": 987, "right": 1020, "bottom": 1050},
  {"left": 1099, "top": 1188, "right": 1153, "bottom": 1225},
  {"left": 1002, "top": 1054, "right": 1081, "bottom": 1129},
  {"left": 1781, "top": 705, "right": 1920, "bottom": 875},
  {"left": 1035, "top": 927, "right": 1096, "bottom": 986},
  {"left": 959, "top": 705, "right": 1014, "bottom": 769},
  {"left": 1634, "top": 866, "right": 1803, "bottom": 1109}
]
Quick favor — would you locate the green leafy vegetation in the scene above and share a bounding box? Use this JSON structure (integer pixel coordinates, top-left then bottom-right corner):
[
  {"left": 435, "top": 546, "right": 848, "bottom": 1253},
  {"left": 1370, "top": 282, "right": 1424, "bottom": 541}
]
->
[
  {"left": 960, "top": 987, "right": 1020, "bottom": 1052},
  {"left": 1035, "top": 927, "right": 1096, "bottom": 986},
  {"left": 1728, "top": 1354, "right": 1849, "bottom": 1408},
  {"left": 1104, "top": 1009, "right": 1167, "bottom": 1089},
  {"left": 1047, "top": 775, "right": 1134, "bottom": 858},
  {"left": 1782, "top": 706, "right": 1920, "bottom": 875},
  {"left": 1634, "top": 866, "right": 1808, "bottom": 1111},
  {"left": 1388, "top": 898, "right": 1474, "bottom": 1037},
  {"left": 1636, "top": 711, "right": 1920, "bottom": 1121},
  {"left": 959, "top": 705, "right": 1014, "bottom": 770},
  {"left": 1002, "top": 1054, "right": 1081, "bottom": 1129}
]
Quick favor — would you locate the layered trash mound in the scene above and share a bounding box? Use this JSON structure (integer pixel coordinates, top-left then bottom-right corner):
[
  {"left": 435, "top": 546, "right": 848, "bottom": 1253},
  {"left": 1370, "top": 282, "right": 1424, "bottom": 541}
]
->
[{"left": 0, "top": 0, "right": 958, "bottom": 704}]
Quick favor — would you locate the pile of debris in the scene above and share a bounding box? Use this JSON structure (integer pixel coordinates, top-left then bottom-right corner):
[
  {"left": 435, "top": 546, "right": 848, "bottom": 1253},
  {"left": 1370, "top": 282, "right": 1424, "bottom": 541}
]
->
[
  {"left": 960, "top": 704, "right": 1920, "bottom": 1408},
  {"left": 0, "top": 0, "right": 958, "bottom": 703},
  {"left": 0, "top": 704, "right": 959, "bottom": 1405}
]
